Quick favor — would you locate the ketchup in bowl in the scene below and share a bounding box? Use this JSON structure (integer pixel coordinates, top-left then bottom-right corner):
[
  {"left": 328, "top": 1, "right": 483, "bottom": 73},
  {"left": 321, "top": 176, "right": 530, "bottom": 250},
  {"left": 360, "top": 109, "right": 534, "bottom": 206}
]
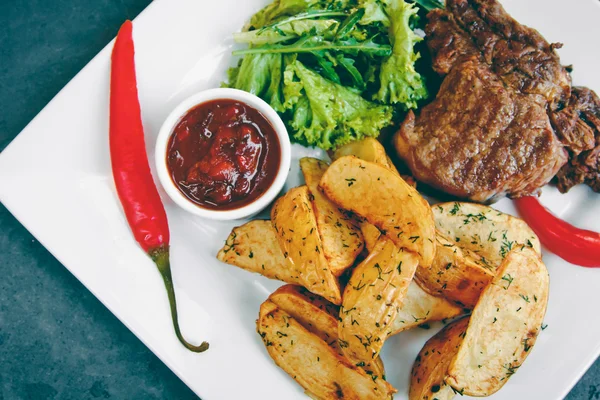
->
[{"left": 166, "top": 99, "right": 281, "bottom": 210}]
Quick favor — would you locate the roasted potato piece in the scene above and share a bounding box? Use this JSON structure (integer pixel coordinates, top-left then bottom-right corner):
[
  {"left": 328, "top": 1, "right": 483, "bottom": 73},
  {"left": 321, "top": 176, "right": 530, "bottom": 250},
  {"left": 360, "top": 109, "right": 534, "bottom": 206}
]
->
[
  {"left": 415, "top": 232, "right": 495, "bottom": 308},
  {"left": 357, "top": 225, "right": 465, "bottom": 333},
  {"left": 339, "top": 237, "right": 420, "bottom": 363},
  {"left": 335, "top": 141, "right": 390, "bottom": 258},
  {"left": 446, "top": 247, "right": 549, "bottom": 396},
  {"left": 391, "top": 281, "right": 465, "bottom": 335},
  {"left": 433, "top": 202, "right": 541, "bottom": 269},
  {"left": 354, "top": 223, "right": 464, "bottom": 334},
  {"left": 361, "top": 221, "right": 382, "bottom": 253},
  {"left": 272, "top": 186, "right": 342, "bottom": 304},
  {"left": 332, "top": 139, "right": 419, "bottom": 256},
  {"left": 257, "top": 300, "right": 396, "bottom": 400},
  {"left": 332, "top": 138, "right": 392, "bottom": 169},
  {"left": 332, "top": 139, "right": 419, "bottom": 186},
  {"left": 217, "top": 220, "right": 292, "bottom": 281},
  {"left": 320, "top": 156, "right": 435, "bottom": 267},
  {"left": 409, "top": 316, "right": 470, "bottom": 400},
  {"left": 366, "top": 225, "right": 493, "bottom": 309},
  {"left": 269, "top": 285, "right": 339, "bottom": 346},
  {"left": 300, "top": 157, "right": 364, "bottom": 276},
  {"left": 269, "top": 285, "right": 386, "bottom": 379}
]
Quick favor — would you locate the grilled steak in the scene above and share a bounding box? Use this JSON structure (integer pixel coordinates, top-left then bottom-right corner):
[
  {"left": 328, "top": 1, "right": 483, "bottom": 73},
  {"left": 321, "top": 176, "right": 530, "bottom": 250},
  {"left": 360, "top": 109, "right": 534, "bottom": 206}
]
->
[
  {"left": 397, "top": 58, "right": 567, "bottom": 202},
  {"left": 443, "top": 0, "right": 571, "bottom": 108},
  {"left": 552, "top": 87, "right": 600, "bottom": 192},
  {"left": 394, "top": 0, "right": 600, "bottom": 201}
]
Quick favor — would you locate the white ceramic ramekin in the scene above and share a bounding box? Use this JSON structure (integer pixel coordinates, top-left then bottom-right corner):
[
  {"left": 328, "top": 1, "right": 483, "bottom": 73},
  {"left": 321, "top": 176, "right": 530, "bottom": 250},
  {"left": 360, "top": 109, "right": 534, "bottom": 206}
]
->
[{"left": 155, "top": 88, "right": 291, "bottom": 220}]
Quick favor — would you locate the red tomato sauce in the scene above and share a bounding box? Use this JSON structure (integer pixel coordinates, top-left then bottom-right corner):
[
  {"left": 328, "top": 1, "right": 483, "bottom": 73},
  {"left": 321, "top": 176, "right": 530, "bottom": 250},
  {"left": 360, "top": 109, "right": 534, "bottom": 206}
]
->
[{"left": 166, "top": 99, "right": 281, "bottom": 210}]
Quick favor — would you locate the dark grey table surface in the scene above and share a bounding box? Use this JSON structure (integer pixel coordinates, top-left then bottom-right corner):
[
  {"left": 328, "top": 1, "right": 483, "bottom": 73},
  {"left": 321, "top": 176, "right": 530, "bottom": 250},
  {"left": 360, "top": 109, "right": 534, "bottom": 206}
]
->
[{"left": 0, "top": 0, "right": 598, "bottom": 399}]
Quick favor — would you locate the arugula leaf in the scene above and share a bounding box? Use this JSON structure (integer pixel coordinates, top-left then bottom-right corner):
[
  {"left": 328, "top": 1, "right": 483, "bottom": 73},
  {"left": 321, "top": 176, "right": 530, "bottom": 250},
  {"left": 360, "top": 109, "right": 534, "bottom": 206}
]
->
[
  {"left": 335, "top": 8, "right": 365, "bottom": 39},
  {"left": 409, "top": 0, "right": 444, "bottom": 12},
  {"left": 374, "top": 0, "right": 427, "bottom": 108},
  {"left": 336, "top": 54, "right": 365, "bottom": 90},
  {"left": 313, "top": 52, "right": 341, "bottom": 83},
  {"left": 234, "top": 19, "right": 340, "bottom": 45},
  {"left": 232, "top": 35, "right": 392, "bottom": 57},
  {"left": 256, "top": 9, "right": 347, "bottom": 33}
]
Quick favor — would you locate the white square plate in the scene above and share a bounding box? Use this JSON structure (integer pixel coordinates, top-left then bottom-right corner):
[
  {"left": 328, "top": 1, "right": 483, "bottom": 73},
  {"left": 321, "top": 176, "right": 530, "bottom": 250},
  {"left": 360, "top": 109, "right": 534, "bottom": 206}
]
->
[{"left": 1, "top": 0, "right": 599, "bottom": 398}]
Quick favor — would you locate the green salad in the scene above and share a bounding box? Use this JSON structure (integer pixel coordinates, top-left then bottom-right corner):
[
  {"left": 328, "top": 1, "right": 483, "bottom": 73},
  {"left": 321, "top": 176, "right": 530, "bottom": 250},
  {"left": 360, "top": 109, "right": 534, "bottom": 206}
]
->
[{"left": 224, "top": 0, "right": 441, "bottom": 150}]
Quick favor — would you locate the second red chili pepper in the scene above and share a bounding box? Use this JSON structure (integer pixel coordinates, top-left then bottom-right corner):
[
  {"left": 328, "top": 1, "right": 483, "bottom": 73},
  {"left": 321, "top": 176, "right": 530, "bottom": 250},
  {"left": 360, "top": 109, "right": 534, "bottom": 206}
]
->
[
  {"left": 109, "top": 20, "right": 208, "bottom": 352},
  {"left": 514, "top": 196, "right": 600, "bottom": 268}
]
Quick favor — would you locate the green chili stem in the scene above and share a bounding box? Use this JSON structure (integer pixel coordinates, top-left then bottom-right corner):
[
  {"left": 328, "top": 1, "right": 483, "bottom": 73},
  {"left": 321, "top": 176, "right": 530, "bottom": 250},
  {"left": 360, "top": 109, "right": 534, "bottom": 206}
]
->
[{"left": 151, "top": 246, "right": 209, "bottom": 353}]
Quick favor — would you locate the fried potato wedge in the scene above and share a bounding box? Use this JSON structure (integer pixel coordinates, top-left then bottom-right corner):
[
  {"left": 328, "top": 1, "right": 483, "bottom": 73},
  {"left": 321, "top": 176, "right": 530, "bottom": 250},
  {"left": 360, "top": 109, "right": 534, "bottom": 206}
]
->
[
  {"left": 320, "top": 156, "right": 435, "bottom": 267},
  {"left": 300, "top": 157, "right": 364, "bottom": 276},
  {"left": 366, "top": 225, "right": 493, "bottom": 309},
  {"left": 391, "top": 281, "right": 465, "bottom": 335},
  {"left": 217, "top": 220, "right": 292, "bottom": 281},
  {"left": 332, "top": 139, "right": 419, "bottom": 258},
  {"left": 339, "top": 237, "right": 420, "bottom": 362},
  {"left": 269, "top": 285, "right": 386, "bottom": 379},
  {"left": 361, "top": 221, "right": 382, "bottom": 253},
  {"left": 446, "top": 247, "right": 549, "bottom": 396},
  {"left": 217, "top": 225, "right": 459, "bottom": 338},
  {"left": 269, "top": 285, "right": 340, "bottom": 346},
  {"left": 331, "top": 138, "right": 418, "bottom": 186},
  {"left": 415, "top": 232, "right": 495, "bottom": 308},
  {"left": 257, "top": 300, "right": 396, "bottom": 400},
  {"left": 334, "top": 140, "right": 393, "bottom": 258},
  {"left": 332, "top": 138, "right": 393, "bottom": 169},
  {"left": 271, "top": 186, "right": 342, "bottom": 304},
  {"left": 433, "top": 202, "right": 541, "bottom": 269},
  {"left": 409, "top": 316, "right": 470, "bottom": 400}
]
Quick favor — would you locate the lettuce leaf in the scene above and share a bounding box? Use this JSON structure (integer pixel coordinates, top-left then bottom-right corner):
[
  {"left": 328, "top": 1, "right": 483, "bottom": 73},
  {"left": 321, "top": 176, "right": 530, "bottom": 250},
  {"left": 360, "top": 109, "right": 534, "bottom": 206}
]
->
[
  {"left": 246, "top": 0, "right": 329, "bottom": 30},
  {"left": 374, "top": 0, "right": 427, "bottom": 109},
  {"left": 284, "top": 60, "right": 393, "bottom": 150},
  {"left": 226, "top": 53, "right": 287, "bottom": 112},
  {"left": 359, "top": 0, "right": 390, "bottom": 27}
]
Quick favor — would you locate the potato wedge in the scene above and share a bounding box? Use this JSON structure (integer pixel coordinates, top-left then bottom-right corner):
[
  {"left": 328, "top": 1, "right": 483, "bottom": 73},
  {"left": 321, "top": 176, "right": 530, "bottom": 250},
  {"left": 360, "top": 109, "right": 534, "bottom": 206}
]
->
[
  {"left": 433, "top": 202, "right": 541, "bottom": 269},
  {"left": 217, "top": 221, "right": 341, "bottom": 302},
  {"left": 300, "top": 157, "right": 364, "bottom": 276},
  {"left": 217, "top": 225, "right": 459, "bottom": 338},
  {"left": 391, "top": 281, "right": 465, "bottom": 335},
  {"left": 217, "top": 220, "right": 292, "bottom": 281},
  {"left": 409, "top": 316, "right": 470, "bottom": 400},
  {"left": 365, "top": 224, "right": 493, "bottom": 309},
  {"left": 271, "top": 186, "right": 342, "bottom": 304},
  {"left": 339, "top": 237, "right": 420, "bottom": 363},
  {"left": 360, "top": 222, "right": 382, "bottom": 254},
  {"left": 320, "top": 156, "right": 435, "bottom": 267},
  {"left": 415, "top": 232, "right": 495, "bottom": 308},
  {"left": 332, "top": 138, "right": 392, "bottom": 169},
  {"left": 332, "top": 139, "right": 418, "bottom": 256},
  {"left": 269, "top": 285, "right": 386, "bottom": 379},
  {"left": 446, "top": 247, "right": 549, "bottom": 396},
  {"left": 269, "top": 285, "right": 339, "bottom": 346},
  {"left": 257, "top": 300, "right": 396, "bottom": 400}
]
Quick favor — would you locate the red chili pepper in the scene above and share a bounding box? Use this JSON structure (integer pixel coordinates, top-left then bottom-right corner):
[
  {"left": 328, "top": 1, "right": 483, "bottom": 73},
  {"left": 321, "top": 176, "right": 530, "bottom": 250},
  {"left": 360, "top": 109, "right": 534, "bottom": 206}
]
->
[
  {"left": 109, "top": 20, "right": 208, "bottom": 352},
  {"left": 514, "top": 196, "right": 600, "bottom": 268}
]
